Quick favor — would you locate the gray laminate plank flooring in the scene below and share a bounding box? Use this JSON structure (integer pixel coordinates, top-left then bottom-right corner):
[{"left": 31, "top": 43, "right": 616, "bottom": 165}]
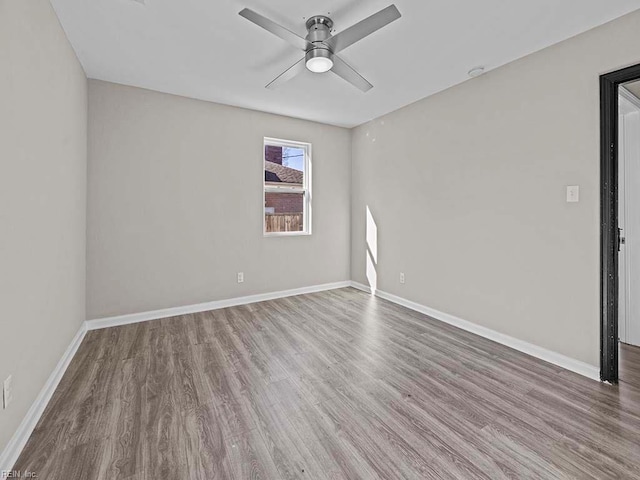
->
[
  {"left": 620, "top": 342, "right": 640, "bottom": 390},
  {"left": 13, "top": 288, "right": 640, "bottom": 479}
]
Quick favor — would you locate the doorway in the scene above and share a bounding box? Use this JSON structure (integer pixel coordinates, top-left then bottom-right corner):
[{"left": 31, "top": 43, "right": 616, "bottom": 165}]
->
[
  {"left": 618, "top": 80, "right": 640, "bottom": 387},
  {"left": 600, "top": 63, "right": 640, "bottom": 384}
]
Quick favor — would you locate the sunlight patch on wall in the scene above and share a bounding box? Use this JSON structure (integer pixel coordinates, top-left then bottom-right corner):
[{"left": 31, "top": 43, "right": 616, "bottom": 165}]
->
[
  {"left": 366, "top": 205, "right": 378, "bottom": 294},
  {"left": 366, "top": 206, "right": 377, "bottom": 263}
]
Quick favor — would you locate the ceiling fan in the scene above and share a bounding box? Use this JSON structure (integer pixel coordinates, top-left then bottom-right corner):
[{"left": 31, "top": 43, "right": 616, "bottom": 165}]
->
[{"left": 238, "top": 5, "right": 401, "bottom": 92}]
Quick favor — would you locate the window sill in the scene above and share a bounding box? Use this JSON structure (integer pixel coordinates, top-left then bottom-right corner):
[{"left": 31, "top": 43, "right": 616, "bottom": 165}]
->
[{"left": 264, "top": 231, "right": 312, "bottom": 237}]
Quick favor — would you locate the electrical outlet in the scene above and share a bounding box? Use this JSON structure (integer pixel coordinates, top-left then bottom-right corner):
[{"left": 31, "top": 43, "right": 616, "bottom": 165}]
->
[
  {"left": 400, "top": 272, "right": 405, "bottom": 284},
  {"left": 3, "top": 375, "right": 13, "bottom": 409},
  {"left": 237, "top": 272, "right": 244, "bottom": 283}
]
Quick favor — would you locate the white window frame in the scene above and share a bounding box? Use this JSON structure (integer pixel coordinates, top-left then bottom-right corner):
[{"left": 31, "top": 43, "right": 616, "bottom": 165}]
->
[{"left": 263, "top": 137, "right": 312, "bottom": 237}]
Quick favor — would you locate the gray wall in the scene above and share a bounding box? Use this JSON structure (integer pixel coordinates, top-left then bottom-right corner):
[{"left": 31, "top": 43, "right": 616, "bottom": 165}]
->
[
  {"left": 87, "top": 80, "right": 351, "bottom": 319},
  {"left": 0, "top": 0, "right": 87, "bottom": 454},
  {"left": 351, "top": 10, "right": 640, "bottom": 367}
]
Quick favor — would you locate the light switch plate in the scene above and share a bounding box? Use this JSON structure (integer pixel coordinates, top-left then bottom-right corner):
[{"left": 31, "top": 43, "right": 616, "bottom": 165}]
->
[
  {"left": 566, "top": 185, "right": 579, "bottom": 203},
  {"left": 237, "top": 272, "right": 244, "bottom": 283}
]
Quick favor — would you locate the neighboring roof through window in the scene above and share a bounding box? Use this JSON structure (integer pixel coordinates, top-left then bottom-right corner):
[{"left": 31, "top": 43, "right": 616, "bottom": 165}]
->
[{"left": 264, "top": 161, "right": 303, "bottom": 185}]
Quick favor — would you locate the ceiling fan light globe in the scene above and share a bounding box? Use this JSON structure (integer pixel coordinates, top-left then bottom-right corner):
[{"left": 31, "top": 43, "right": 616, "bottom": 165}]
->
[{"left": 306, "top": 56, "right": 333, "bottom": 73}]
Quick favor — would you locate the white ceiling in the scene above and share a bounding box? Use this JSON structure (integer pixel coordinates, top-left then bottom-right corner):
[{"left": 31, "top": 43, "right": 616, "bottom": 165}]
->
[{"left": 52, "top": 0, "right": 640, "bottom": 127}]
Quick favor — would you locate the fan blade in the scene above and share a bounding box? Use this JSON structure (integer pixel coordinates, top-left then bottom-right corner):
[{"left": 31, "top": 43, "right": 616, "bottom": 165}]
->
[
  {"left": 239, "top": 8, "right": 311, "bottom": 51},
  {"left": 266, "top": 57, "right": 306, "bottom": 89},
  {"left": 324, "top": 5, "right": 401, "bottom": 54},
  {"left": 330, "top": 55, "right": 373, "bottom": 92}
]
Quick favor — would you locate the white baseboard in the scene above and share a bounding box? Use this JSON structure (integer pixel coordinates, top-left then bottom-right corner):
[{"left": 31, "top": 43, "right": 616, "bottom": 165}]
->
[
  {"left": 87, "top": 281, "right": 352, "bottom": 330},
  {"left": 349, "top": 281, "right": 601, "bottom": 382},
  {"left": 0, "top": 321, "right": 88, "bottom": 473}
]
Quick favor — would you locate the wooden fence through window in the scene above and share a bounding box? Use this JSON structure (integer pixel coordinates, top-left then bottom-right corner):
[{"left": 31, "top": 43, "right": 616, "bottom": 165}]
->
[{"left": 265, "top": 213, "right": 303, "bottom": 232}]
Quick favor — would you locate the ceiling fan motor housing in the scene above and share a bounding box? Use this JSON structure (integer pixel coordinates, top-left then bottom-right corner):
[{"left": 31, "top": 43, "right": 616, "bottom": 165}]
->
[
  {"left": 305, "top": 47, "right": 332, "bottom": 68},
  {"left": 304, "top": 15, "right": 334, "bottom": 72},
  {"left": 305, "top": 15, "right": 333, "bottom": 49}
]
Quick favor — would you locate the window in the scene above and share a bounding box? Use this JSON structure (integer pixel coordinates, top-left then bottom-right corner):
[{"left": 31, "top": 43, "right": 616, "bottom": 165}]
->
[{"left": 263, "top": 138, "right": 311, "bottom": 235}]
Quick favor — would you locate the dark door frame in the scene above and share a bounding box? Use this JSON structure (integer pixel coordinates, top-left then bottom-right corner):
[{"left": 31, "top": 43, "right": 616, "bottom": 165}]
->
[{"left": 600, "top": 63, "right": 640, "bottom": 383}]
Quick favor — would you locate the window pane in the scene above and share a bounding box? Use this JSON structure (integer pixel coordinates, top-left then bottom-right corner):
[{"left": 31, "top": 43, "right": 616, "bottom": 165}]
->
[
  {"left": 265, "top": 192, "right": 304, "bottom": 233},
  {"left": 265, "top": 145, "right": 304, "bottom": 186},
  {"left": 263, "top": 139, "right": 310, "bottom": 235}
]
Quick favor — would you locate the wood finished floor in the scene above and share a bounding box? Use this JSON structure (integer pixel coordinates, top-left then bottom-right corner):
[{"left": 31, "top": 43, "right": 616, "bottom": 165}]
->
[
  {"left": 14, "top": 287, "right": 640, "bottom": 479},
  {"left": 620, "top": 342, "right": 640, "bottom": 390}
]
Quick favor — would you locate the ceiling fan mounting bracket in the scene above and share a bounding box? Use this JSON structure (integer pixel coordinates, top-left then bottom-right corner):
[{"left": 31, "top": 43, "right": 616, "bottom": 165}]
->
[{"left": 305, "top": 15, "right": 334, "bottom": 32}]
